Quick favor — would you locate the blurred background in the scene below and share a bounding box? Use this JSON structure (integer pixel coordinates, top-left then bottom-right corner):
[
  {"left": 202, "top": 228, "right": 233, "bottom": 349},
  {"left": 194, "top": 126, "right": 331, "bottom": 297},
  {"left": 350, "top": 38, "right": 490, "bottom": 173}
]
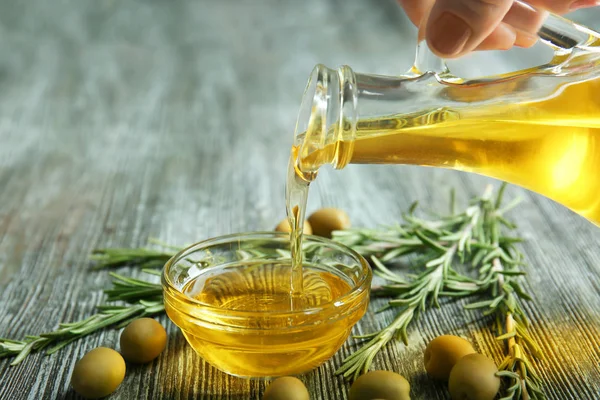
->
[
  {"left": 0, "top": 2, "right": 598, "bottom": 233},
  {"left": 1, "top": 0, "right": 598, "bottom": 235}
]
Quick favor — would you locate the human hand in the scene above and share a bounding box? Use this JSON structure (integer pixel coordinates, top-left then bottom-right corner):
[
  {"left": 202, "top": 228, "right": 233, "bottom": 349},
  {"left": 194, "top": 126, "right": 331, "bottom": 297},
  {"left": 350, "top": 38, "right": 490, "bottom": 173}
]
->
[{"left": 398, "top": 0, "right": 599, "bottom": 58}]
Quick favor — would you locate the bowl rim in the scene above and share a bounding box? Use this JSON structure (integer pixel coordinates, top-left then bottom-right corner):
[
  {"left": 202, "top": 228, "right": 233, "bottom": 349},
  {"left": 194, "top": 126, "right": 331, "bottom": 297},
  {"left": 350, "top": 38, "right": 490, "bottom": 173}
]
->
[{"left": 161, "top": 231, "right": 372, "bottom": 318}]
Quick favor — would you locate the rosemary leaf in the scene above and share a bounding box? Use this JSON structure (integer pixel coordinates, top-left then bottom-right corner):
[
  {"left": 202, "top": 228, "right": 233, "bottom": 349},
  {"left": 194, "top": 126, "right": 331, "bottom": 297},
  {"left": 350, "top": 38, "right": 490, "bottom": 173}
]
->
[{"left": 91, "top": 247, "right": 176, "bottom": 270}]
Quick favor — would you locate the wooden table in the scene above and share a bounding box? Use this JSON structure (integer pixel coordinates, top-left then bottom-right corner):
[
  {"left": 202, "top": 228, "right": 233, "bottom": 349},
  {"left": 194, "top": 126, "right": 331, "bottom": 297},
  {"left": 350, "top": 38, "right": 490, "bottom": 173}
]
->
[{"left": 1, "top": 1, "right": 599, "bottom": 399}]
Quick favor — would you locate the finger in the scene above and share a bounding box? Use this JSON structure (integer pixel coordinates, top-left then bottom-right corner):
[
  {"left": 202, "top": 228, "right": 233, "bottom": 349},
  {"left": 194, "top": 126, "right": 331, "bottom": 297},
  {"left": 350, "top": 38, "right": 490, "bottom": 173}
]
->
[
  {"left": 397, "top": 0, "right": 435, "bottom": 26},
  {"left": 503, "top": 1, "right": 548, "bottom": 34},
  {"left": 425, "top": 0, "right": 514, "bottom": 58},
  {"left": 527, "top": 0, "right": 600, "bottom": 14},
  {"left": 501, "top": 2, "right": 547, "bottom": 47},
  {"left": 474, "top": 22, "right": 518, "bottom": 50}
]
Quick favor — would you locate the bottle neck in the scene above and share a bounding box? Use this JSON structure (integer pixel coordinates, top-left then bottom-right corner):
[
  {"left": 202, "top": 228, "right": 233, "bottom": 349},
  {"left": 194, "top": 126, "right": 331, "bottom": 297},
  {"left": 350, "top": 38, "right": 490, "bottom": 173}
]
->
[
  {"left": 292, "top": 64, "right": 450, "bottom": 177},
  {"left": 292, "top": 65, "right": 357, "bottom": 179}
]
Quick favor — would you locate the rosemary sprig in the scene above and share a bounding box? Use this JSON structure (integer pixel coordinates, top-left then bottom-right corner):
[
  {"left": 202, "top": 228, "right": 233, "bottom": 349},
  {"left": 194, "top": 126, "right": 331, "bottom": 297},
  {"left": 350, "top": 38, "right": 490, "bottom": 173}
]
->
[
  {"left": 335, "top": 189, "right": 490, "bottom": 381},
  {"left": 334, "top": 184, "right": 545, "bottom": 399},
  {"left": 464, "top": 186, "right": 545, "bottom": 400},
  {"left": 0, "top": 272, "right": 163, "bottom": 365},
  {"left": 336, "top": 253, "right": 479, "bottom": 381},
  {"left": 496, "top": 313, "right": 545, "bottom": 400}
]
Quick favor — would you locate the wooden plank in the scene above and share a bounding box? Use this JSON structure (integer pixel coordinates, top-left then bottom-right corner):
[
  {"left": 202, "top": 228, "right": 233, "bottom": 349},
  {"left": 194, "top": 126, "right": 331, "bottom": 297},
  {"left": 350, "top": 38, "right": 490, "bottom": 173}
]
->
[{"left": 1, "top": 0, "right": 599, "bottom": 399}]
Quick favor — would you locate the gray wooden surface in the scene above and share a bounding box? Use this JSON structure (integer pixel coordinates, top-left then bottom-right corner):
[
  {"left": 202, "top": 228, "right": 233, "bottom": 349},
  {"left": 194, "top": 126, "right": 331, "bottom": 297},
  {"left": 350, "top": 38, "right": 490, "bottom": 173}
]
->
[{"left": 1, "top": 1, "right": 599, "bottom": 399}]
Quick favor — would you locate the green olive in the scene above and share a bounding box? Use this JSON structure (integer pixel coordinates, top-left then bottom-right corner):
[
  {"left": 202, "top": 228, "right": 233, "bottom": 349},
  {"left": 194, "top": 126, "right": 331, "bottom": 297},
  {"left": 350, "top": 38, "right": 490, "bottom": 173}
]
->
[
  {"left": 263, "top": 376, "right": 309, "bottom": 400},
  {"left": 348, "top": 370, "right": 411, "bottom": 400},
  {"left": 120, "top": 318, "right": 167, "bottom": 363},
  {"left": 448, "top": 353, "right": 501, "bottom": 400},
  {"left": 307, "top": 208, "right": 351, "bottom": 238},
  {"left": 70, "top": 347, "right": 126, "bottom": 399},
  {"left": 274, "top": 219, "right": 312, "bottom": 235},
  {"left": 424, "top": 335, "right": 476, "bottom": 380}
]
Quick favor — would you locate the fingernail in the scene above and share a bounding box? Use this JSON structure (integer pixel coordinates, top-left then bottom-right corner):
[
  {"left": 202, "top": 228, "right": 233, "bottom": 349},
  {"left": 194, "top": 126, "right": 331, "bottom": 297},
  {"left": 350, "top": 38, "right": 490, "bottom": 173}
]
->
[
  {"left": 428, "top": 12, "right": 472, "bottom": 57},
  {"left": 514, "top": 30, "right": 538, "bottom": 48},
  {"left": 570, "top": 0, "right": 600, "bottom": 11}
]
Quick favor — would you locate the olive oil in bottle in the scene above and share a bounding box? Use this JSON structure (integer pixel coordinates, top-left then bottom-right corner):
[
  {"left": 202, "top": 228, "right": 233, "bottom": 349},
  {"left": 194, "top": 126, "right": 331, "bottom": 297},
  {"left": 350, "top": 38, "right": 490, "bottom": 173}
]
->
[
  {"left": 298, "top": 74, "right": 600, "bottom": 225},
  {"left": 289, "top": 24, "right": 600, "bottom": 226}
]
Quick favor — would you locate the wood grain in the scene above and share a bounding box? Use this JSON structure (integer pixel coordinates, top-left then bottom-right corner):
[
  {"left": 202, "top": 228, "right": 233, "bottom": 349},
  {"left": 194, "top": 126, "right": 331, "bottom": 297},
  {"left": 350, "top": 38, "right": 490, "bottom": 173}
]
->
[{"left": 1, "top": 1, "right": 599, "bottom": 399}]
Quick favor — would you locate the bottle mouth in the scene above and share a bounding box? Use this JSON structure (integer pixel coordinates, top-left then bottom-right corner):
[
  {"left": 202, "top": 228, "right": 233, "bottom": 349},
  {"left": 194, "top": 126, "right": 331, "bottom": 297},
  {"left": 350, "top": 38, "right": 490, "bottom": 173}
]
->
[{"left": 292, "top": 64, "right": 357, "bottom": 177}]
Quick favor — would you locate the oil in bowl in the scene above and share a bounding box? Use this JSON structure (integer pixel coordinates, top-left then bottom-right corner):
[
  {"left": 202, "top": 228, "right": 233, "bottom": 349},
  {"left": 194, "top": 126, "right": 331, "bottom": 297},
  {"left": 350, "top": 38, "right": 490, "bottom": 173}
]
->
[{"left": 162, "top": 232, "right": 371, "bottom": 378}]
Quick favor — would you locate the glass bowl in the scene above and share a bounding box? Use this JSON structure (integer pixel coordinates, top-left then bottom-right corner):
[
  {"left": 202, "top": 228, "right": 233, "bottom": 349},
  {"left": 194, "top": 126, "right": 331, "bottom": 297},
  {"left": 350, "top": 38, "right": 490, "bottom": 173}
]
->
[{"left": 162, "top": 232, "right": 371, "bottom": 378}]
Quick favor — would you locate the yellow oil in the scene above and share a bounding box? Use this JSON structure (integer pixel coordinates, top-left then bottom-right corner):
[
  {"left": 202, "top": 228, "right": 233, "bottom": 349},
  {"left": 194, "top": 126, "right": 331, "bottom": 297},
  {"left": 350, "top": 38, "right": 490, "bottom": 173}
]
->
[
  {"left": 299, "top": 75, "right": 600, "bottom": 225},
  {"left": 286, "top": 145, "right": 313, "bottom": 295},
  {"left": 165, "top": 261, "right": 365, "bottom": 377}
]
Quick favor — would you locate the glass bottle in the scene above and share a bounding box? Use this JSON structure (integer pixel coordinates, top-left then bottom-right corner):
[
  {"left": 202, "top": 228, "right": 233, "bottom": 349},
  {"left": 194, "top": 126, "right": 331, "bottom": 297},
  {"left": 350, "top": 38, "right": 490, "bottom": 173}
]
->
[{"left": 291, "top": 11, "right": 600, "bottom": 226}]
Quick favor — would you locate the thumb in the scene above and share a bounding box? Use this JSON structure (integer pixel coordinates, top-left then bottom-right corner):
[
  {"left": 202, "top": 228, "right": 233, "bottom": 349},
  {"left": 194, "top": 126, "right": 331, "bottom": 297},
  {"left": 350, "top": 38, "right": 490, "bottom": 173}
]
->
[{"left": 425, "top": 0, "right": 514, "bottom": 58}]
